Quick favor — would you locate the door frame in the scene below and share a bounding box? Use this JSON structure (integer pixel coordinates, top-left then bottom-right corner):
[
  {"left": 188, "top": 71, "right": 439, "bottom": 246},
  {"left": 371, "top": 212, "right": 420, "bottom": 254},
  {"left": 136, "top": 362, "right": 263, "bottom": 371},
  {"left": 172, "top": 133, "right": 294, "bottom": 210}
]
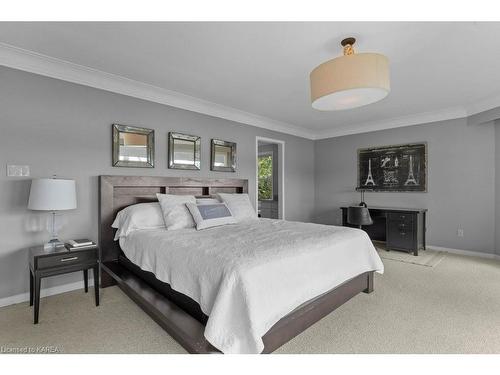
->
[{"left": 256, "top": 136, "right": 285, "bottom": 220}]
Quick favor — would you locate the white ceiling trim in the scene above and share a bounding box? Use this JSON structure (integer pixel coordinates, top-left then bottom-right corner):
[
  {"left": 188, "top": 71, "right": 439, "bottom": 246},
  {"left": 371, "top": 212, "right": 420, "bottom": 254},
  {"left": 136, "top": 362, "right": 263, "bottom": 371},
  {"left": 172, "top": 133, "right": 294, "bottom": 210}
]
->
[
  {"left": 312, "top": 106, "right": 469, "bottom": 140},
  {"left": 465, "top": 93, "right": 500, "bottom": 116},
  {"left": 0, "top": 42, "right": 312, "bottom": 139},
  {"left": 0, "top": 42, "right": 499, "bottom": 141}
]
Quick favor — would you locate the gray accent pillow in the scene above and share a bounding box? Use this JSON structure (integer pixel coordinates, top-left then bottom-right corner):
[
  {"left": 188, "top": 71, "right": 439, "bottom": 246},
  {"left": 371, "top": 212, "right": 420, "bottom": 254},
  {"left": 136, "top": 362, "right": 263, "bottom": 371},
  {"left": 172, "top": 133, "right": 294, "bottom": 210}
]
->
[{"left": 186, "top": 202, "right": 237, "bottom": 230}]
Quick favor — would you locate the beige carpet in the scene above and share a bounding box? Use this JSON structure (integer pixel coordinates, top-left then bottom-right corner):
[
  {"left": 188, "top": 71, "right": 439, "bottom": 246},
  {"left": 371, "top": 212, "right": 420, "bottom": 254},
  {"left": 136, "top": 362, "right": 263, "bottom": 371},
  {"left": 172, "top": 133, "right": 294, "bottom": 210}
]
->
[{"left": 1, "top": 252, "right": 500, "bottom": 354}]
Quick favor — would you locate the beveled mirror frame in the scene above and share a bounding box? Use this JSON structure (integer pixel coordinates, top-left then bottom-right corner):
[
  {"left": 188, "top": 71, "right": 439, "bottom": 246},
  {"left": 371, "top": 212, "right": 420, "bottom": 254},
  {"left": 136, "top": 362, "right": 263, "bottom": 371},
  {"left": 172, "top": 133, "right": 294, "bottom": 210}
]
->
[
  {"left": 210, "top": 139, "right": 237, "bottom": 172},
  {"left": 168, "top": 132, "right": 201, "bottom": 170},
  {"left": 112, "top": 124, "right": 155, "bottom": 168}
]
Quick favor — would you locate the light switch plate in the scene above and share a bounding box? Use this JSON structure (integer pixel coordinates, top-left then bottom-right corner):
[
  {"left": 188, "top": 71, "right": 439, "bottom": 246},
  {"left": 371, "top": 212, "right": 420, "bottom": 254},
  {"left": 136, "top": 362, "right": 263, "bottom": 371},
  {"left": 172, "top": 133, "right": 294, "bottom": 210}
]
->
[{"left": 7, "top": 165, "right": 30, "bottom": 177}]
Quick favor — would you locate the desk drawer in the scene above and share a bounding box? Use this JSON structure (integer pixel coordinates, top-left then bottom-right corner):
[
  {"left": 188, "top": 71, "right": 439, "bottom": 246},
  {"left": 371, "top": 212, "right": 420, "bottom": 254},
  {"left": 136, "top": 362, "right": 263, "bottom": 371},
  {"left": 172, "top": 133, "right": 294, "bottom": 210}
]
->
[
  {"left": 387, "top": 220, "right": 415, "bottom": 250},
  {"left": 37, "top": 249, "right": 97, "bottom": 269},
  {"left": 387, "top": 212, "right": 414, "bottom": 224}
]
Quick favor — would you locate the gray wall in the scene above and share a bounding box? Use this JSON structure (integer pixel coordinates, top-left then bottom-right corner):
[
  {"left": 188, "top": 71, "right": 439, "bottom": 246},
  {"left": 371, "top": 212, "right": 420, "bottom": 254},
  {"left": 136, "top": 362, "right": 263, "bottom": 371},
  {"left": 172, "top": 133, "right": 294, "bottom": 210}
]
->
[
  {"left": 496, "top": 121, "right": 500, "bottom": 255},
  {"left": 0, "top": 67, "right": 315, "bottom": 300},
  {"left": 314, "top": 118, "right": 497, "bottom": 254}
]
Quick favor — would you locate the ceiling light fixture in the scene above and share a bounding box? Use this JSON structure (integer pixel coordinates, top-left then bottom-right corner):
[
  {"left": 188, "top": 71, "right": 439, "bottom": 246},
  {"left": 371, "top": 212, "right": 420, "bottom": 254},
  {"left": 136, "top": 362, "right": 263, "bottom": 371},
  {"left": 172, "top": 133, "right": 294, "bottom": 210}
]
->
[{"left": 310, "top": 37, "right": 390, "bottom": 111}]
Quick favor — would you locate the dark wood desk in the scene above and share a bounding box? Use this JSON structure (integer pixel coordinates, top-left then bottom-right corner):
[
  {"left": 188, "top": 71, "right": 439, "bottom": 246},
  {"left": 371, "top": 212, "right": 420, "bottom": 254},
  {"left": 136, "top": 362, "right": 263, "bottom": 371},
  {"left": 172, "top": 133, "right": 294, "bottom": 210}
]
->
[{"left": 341, "top": 206, "right": 427, "bottom": 256}]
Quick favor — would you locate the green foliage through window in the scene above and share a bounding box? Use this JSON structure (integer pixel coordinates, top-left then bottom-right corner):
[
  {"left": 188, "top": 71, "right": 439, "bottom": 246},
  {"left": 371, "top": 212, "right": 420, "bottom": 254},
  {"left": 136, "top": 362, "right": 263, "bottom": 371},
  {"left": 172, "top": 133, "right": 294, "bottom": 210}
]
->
[{"left": 258, "top": 155, "right": 273, "bottom": 200}]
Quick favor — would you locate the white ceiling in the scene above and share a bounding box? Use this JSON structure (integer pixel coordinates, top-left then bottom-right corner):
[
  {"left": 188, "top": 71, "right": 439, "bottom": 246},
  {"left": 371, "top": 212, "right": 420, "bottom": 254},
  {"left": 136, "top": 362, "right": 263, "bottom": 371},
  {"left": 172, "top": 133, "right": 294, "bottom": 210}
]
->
[{"left": 0, "top": 22, "right": 499, "bottom": 139}]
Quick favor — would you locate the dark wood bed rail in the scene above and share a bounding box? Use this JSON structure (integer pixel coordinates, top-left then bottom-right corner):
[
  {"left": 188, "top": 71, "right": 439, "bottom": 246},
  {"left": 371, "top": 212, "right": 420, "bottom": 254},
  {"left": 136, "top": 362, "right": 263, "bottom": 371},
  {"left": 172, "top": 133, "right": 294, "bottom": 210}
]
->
[{"left": 102, "top": 259, "right": 373, "bottom": 353}]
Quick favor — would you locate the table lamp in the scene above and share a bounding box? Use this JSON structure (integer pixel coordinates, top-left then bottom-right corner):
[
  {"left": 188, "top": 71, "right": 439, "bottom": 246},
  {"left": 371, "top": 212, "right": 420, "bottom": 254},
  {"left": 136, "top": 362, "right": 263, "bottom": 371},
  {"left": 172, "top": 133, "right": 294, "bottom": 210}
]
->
[
  {"left": 356, "top": 187, "right": 368, "bottom": 207},
  {"left": 349, "top": 187, "right": 373, "bottom": 229},
  {"left": 347, "top": 205, "right": 373, "bottom": 229},
  {"left": 28, "top": 177, "right": 77, "bottom": 249}
]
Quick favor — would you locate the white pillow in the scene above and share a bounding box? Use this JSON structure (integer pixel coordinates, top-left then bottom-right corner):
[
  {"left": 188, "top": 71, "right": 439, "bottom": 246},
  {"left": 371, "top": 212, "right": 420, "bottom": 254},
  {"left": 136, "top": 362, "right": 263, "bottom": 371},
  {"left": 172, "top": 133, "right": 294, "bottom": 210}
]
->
[
  {"left": 186, "top": 202, "right": 237, "bottom": 230},
  {"left": 156, "top": 193, "right": 196, "bottom": 230},
  {"left": 112, "top": 202, "right": 165, "bottom": 240},
  {"left": 217, "top": 193, "right": 257, "bottom": 222}
]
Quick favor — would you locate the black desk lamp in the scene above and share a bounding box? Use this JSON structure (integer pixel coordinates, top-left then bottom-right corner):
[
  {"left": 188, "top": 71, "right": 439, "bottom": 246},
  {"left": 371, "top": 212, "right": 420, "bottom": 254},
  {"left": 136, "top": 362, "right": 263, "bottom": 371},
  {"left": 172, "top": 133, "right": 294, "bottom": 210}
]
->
[
  {"left": 348, "top": 188, "right": 373, "bottom": 229},
  {"left": 358, "top": 188, "right": 367, "bottom": 207}
]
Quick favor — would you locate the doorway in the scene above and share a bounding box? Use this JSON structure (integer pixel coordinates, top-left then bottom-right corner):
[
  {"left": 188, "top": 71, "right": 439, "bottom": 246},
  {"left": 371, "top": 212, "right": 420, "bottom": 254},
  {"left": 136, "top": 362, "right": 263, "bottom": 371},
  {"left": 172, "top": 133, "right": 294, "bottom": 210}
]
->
[{"left": 256, "top": 137, "right": 285, "bottom": 219}]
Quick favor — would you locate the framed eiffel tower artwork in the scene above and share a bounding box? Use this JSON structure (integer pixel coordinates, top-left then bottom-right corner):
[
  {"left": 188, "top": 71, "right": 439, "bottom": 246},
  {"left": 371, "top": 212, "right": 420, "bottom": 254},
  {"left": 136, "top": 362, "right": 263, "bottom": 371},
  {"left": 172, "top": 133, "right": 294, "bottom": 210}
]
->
[{"left": 357, "top": 143, "right": 427, "bottom": 192}]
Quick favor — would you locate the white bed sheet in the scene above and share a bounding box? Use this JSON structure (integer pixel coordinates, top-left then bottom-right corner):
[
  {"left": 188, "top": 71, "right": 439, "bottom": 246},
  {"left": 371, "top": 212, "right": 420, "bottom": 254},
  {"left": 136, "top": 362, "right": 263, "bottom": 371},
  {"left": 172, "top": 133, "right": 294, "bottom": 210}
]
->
[{"left": 119, "top": 218, "right": 384, "bottom": 353}]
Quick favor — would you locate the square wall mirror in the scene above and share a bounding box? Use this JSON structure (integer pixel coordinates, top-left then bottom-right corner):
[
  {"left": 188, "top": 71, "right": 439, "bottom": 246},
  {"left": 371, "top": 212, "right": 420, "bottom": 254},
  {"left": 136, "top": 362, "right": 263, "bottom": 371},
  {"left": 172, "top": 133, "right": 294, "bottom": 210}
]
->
[
  {"left": 211, "top": 139, "right": 236, "bottom": 172},
  {"left": 112, "top": 124, "right": 154, "bottom": 168},
  {"left": 168, "top": 132, "right": 201, "bottom": 170}
]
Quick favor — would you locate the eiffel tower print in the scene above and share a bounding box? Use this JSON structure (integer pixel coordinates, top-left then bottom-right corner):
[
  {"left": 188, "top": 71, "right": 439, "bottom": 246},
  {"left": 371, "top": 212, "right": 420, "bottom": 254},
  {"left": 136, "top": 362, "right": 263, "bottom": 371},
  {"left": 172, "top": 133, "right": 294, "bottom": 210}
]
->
[
  {"left": 364, "top": 158, "right": 376, "bottom": 186},
  {"left": 404, "top": 155, "right": 418, "bottom": 186}
]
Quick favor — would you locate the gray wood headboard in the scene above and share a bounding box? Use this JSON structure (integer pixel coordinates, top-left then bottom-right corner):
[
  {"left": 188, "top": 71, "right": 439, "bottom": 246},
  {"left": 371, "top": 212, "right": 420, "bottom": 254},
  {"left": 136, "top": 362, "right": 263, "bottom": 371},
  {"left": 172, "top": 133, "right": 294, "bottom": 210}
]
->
[{"left": 98, "top": 175, "right": 248, "bottom": 262}]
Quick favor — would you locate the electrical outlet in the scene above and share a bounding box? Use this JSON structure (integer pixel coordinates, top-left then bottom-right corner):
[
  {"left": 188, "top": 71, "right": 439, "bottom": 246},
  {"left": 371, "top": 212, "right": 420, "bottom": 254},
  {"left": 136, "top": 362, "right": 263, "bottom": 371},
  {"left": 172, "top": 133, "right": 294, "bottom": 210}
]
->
[
  {"left": 7, "top": 165, "right": 30, "bottom": 177},
  {"left": 457, "top": 228, "right": 464, "bottom": 237}
]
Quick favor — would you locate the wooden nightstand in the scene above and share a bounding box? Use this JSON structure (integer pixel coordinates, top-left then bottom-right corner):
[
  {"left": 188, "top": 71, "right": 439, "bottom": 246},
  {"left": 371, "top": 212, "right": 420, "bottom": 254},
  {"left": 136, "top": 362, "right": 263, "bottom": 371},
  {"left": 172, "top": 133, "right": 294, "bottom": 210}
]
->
[{"left": 28, "top": 245, "right": 99, "bottom": 324}]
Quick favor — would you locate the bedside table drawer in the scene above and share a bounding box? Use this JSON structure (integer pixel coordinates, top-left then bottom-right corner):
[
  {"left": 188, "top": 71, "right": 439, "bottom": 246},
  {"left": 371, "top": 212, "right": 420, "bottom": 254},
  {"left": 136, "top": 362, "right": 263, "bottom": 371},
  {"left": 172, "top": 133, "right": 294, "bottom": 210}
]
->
[{"left": 37, "top": 249, "right": 97, "bottom": 269}]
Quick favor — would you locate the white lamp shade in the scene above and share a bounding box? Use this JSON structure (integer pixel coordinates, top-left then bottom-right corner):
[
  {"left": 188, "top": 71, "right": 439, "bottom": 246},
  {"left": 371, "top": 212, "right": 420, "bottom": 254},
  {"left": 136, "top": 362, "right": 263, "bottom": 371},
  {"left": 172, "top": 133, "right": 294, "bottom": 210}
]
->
[{"left": 28, "top": 178, "right": 77, "bottom": 211}]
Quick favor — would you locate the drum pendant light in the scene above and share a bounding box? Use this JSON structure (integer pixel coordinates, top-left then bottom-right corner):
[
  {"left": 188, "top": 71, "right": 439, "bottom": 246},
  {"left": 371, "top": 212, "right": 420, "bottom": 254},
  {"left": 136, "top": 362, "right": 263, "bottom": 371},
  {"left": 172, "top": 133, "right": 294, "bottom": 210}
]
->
[{"left": 310, "top": 37, "right": 390, "bottom": 111}]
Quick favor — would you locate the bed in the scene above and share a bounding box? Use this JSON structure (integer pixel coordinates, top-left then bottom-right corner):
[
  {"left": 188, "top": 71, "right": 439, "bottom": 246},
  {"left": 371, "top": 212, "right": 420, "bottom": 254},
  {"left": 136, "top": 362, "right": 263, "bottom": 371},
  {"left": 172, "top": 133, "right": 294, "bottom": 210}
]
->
[{"left": 98, "top": 175, "right": 383, "bottom": 353}]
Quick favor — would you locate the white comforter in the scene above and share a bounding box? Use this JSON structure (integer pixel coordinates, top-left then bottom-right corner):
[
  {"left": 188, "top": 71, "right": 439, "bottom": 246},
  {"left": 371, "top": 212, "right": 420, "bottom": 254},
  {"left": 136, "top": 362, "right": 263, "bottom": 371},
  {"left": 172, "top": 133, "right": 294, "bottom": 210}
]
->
[{"left": 119, "top": 219, "right": 384, "bottom": 353}]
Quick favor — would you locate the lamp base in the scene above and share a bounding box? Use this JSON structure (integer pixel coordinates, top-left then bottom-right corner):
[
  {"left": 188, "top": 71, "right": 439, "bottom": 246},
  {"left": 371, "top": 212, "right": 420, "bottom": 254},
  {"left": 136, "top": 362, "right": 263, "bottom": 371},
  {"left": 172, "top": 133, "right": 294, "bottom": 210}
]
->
[{"left": 43, "top": 238, "right": 65, "bottom": 251}]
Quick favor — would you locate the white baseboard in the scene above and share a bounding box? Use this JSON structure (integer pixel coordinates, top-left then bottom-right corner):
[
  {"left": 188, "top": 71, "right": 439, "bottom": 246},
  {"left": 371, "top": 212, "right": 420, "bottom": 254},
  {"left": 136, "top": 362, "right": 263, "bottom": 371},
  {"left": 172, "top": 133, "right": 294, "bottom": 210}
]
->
[
  {"left": 427, "top": 245, "right": 500, "bottom": 261},
  {"left": 0, "top": 278, "right": 94, "bottom": 308}
]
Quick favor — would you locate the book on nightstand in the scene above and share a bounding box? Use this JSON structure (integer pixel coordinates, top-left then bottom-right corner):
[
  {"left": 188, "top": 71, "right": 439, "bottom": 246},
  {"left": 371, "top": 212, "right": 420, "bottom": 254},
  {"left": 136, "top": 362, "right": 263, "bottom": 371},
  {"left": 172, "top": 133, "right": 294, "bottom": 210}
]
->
[{"left": 65, "top": 239, "right": 97, "bottom": 250}]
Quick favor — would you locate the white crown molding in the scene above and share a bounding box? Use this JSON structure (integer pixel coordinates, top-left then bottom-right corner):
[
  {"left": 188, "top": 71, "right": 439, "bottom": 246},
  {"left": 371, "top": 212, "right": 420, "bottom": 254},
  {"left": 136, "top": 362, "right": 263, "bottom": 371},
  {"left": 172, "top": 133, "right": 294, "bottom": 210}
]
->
[
  {"left": 314, "top": 98, "right": 500, "bottom": 139},
  {"left": 464, "top": 93, "right": 500, "bottom": 117},
  {"left": 0, "top": 42, "right": 313, "bottom": 139},
  {"left": 311, "top": 106, "right": 469, "bottom": 140},
  {"left": 1, "top": 42, "right": 499, "bottom": 141}
]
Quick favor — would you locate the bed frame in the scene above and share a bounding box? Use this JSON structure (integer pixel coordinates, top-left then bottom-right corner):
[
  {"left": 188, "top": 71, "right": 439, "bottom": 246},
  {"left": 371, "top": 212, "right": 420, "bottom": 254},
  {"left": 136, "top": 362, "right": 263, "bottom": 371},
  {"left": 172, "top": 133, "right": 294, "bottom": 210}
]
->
[{"left": 98, "top": 175, "right": 374, "bottom": 353}]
